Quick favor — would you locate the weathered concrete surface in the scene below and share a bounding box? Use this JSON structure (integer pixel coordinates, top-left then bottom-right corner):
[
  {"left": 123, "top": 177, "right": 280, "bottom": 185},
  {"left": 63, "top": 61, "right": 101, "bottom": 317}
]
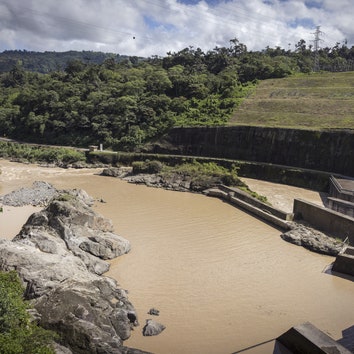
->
[
  {"left": 328, "top": 176, "right": 354, "bottom": 217},
  {"left": 145, "top": 126, "right": 354, "bottom": 177},
  {"left": 277, "top": 322, "right": 352, "bottom": 354},
  {"left": 206, "top": 187, "right": 291, "bottom": 231},
  {"left": 293, "top": 198, "right": 354, "bottom": 244},
  {"left": 332, "top": 246, "right": 354, "bottom": 276}
]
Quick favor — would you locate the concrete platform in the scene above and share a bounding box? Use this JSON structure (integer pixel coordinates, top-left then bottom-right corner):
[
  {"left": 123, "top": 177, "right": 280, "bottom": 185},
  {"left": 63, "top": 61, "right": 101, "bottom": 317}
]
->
[
  {"left": 336, "top": 178, "right": 354, "bottom": 192},
  {"left": 277, "top": 322, "right": 352, "bottom": 354},
  {"left": 332, "top": 246, "right": 354, "bottom": 276}
]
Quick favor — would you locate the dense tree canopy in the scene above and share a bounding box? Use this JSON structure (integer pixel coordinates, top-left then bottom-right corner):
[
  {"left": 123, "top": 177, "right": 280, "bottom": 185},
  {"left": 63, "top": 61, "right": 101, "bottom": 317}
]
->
[
  {"left": 0, "top": 50, "right": 139, "bottom": 73},
  {"left": 0, "top": 38, "right": 353, "bottom": 150}
]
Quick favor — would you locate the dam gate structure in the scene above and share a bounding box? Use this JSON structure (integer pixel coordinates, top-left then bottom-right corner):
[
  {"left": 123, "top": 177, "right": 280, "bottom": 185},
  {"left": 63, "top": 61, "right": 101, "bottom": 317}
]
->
[{"left": 328, "top": 176, "right": 354, "bottom": 217}]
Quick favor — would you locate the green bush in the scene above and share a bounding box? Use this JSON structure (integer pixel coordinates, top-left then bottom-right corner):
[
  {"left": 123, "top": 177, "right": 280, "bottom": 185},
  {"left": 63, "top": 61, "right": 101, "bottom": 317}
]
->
[
  {"left": 170, "top": 160, "right": 242, "bottom": 183},
  {"left": 0, "top": 271, "right": 57, "bottom": 354},
  {"left": 88, "top": 151, "right": 118, "bottom": 164},
  {"left": 54, "top": 193, "right": 73, "bottom": 202},
  {"left": 0, "top": 142, "right": 85, "bottom": 164},
  {"left": 132, "top": 160, "right": 163, "bottom": 174}
]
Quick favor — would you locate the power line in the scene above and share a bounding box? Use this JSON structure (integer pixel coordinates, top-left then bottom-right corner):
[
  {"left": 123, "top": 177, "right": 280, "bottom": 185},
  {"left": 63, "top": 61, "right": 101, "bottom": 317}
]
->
[
  {"left": 4, "top": 1, "right": 345, "bottom": 55},
  {"left": 312, "top": 25, "right": 323, "bottom": 71}
]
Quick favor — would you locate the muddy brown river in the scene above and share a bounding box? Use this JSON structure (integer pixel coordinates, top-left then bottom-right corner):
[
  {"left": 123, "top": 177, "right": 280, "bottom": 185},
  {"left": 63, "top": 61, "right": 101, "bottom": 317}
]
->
[{"left": 1, "top": 160, "right": 354, "bottom": 354}]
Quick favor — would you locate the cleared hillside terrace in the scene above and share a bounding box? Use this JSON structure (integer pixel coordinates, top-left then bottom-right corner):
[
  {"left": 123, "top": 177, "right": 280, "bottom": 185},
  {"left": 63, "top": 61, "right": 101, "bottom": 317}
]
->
[{"left": 229, "top": 71, "right": 354, "bottom": 130}]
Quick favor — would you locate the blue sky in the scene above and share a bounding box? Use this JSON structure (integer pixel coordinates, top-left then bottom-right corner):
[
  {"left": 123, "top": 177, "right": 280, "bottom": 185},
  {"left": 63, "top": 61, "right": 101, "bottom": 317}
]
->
[{"left": 0, "top": 0, "right": 352, "bottom": 56}]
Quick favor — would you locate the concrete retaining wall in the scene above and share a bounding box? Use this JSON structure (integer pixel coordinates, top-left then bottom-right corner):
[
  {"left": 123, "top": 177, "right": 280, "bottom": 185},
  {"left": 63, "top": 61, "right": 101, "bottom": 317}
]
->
[
  {"left": 329, "top": 176, "right": 354, "bottom": 203},
  {"left": 293, "top": 199, "right": 354, "bottom": 243},
  {"left": 277, "top": 322, "right": 352, "bottom": 354},
  {"left": 328, "top": 197, "right": 354, "bottom": 218},
  {"left": 151, "top": 126, "right": 354, "bottom": 177},
  {"left": 332, "top": 246, "right": 354, "bottom": 276},
  {"left": 207, "top": 187, "right": 291, "bottom": 230},
  {"left": 218, "top": 185, "right": 293, "bottom": 220}
]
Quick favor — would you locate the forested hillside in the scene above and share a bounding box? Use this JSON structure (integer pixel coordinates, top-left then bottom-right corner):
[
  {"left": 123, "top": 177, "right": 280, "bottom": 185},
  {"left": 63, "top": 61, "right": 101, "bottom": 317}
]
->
[
  {"left": 0, "top": 50, "right": 138, "bottom": 73},
  {"left": 0, "top": 38, "right": 353, "bottom": 151}
]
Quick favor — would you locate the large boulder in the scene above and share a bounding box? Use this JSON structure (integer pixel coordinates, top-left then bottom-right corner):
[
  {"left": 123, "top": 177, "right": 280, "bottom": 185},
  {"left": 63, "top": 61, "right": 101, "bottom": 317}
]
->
[
  {"left": 142, "top": 319, "right": 166, "bottom": 337},
  {"left": 0, "top": 188, "right": 146, "bottom": 354},
  {"left": 0, "top": 180, "right": 58, "bottom": 206},
  {"left": 101, "top": 167, "right": 131, "bottom": 178},
  {"left": 14, "top": 189, "right": 130, "bottom": 275},
  {"left": 281, "top": 222, "right": 344, "bottom": 256}
]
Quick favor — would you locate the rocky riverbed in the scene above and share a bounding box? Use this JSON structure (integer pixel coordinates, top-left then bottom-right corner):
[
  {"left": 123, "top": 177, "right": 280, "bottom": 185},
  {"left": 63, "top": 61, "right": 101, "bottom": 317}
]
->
[
  {"left": 0, "top": 182, "right": 150, "bottom": 354},
  {"left": 101, "top": 166, "right": 232, "bottom": 192}
]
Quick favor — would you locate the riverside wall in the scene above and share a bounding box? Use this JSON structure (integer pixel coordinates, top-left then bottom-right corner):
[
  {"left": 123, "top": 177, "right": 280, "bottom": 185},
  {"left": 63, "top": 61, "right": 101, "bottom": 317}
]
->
[
  {"left": 207, "top": 186, "right": 292, "bottom": 230},
  {"left": 88, "top": 150, "right": 333, "bottom": 191},
  {"left": 293, "top": 198, "right": 354, "bottom": 243},
  {"left": 148, "top": 126, "right": 354, "bottom": 177}
]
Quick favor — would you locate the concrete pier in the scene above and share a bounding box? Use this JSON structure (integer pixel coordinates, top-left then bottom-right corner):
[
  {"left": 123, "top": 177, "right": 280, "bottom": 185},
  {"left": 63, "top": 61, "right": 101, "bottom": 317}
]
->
[
  {"left": 206, "top": 185, "right": 293, "bottom": 230},
  {"left": 277, "top": 322, "right": 352, "bottom": 354},
  {"left": 332, "top": 246, "right": 354, "bottom": 276}
]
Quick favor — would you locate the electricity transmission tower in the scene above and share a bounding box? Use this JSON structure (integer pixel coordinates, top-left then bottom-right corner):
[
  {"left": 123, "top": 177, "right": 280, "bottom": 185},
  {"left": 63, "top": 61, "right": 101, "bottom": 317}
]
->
[{"left": 313, "top": 26, "right": 323, "bottom": 72}]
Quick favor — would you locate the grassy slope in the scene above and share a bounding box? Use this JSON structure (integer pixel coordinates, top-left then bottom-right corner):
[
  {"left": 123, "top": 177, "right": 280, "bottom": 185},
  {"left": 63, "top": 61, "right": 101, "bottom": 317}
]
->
[{"left": 228, "top": 71, "right": 354, "bottom": 130}]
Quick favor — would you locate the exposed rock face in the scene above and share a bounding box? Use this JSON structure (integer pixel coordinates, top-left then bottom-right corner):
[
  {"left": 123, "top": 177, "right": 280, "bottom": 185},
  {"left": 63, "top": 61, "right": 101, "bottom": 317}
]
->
[
  {"left": 124, "top": 173, "right": 193, "bottom": 191},
  {"left": 148, "top": 308, "right": 160, "bottom": 316},
  {"left": 101, "top": 167, "right": 222, "bottom": 193},
  {"left": 0, "top": 188, "right": 148, "bottom": 354},
  {"left": 281, "top": 222, "right": 344, "bottom": 256},
  {"left": 0, "top": 180, "right": 58, "bottom": 206},
  {"left": 101, "top": 167, "right": 132, "bottom": 178},
  {"left": 142, "top": 319, "right": 166, "bottom": 337}
]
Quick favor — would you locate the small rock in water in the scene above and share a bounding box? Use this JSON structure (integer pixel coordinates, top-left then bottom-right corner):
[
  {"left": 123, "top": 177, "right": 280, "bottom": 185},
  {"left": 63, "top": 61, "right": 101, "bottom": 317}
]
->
[
  {"left": 148, "top": 308, "right": 160, "bottom": 316},
  {"left": 142, "top": 319, "right": 165, "bottom": 336}
]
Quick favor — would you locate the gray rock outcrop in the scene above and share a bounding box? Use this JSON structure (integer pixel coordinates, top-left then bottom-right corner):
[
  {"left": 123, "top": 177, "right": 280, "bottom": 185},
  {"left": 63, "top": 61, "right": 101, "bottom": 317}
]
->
[
  {"left": 123, "top": 173, "right": 193, "bottom": 191},
  {"left": 0, "top": 188, "right": 148, "bottom": 354},
  {"left": 148, "top": 308, "right": 160, "bottom": 316},
  {"left": 281, "top": 222, "right": 344, "bottom": 256},
  {"left": 142, "top": 319, "right": 166, "bottom": 336},
  {"left": 0, "top": 180, "right": 58, "bottom": 206},
  {"left": 101, "top": 167, "right": 131, "bottom": 178}
]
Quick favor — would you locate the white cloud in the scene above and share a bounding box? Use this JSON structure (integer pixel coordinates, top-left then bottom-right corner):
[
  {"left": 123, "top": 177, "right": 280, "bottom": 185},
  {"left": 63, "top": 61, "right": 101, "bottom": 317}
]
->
[{"left": 0, "top": 0, "right": 352, "bottom": 56}]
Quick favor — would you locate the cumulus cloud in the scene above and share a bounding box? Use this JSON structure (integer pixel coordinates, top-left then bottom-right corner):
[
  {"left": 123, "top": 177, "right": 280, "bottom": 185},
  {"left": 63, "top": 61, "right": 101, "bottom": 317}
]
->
[{"left": 0, "top": 0, "right": 352, "bottom": 57}]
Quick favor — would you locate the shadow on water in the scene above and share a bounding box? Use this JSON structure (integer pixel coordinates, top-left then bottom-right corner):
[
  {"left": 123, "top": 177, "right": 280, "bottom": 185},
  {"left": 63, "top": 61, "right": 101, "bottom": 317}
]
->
[
  {"left": 322, "top": 263, "right": 354, "bottom": 283},
  {"left": 232, "top": 339, "right": 293, "bottom": 354},
  {"left": 231, "top": 327, "right": 354, "bottom": 354},
  {"left": 219, "top": 198, "right": 286, "bottom": 233},
  {"left": 338, "top": 325, "right": 354, "bottom": 352},
  {"left": 319, "top": 191, "right": 329, "bottom": 207}
]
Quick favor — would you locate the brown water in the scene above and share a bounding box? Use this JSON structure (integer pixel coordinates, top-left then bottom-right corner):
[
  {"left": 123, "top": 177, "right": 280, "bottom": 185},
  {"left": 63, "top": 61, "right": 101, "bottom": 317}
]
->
[{"left": 1, "top": 160, "right": 354, "bottom": 354}]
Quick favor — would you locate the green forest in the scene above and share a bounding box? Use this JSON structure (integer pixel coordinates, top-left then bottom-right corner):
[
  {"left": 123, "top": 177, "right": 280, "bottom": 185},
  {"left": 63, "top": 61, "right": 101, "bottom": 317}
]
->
[
  {"left": 0, "top": 38, "right": 353, "bottom": 151},
  {"left": 0, "top": 50, "right": 138, "bottom": 73}
]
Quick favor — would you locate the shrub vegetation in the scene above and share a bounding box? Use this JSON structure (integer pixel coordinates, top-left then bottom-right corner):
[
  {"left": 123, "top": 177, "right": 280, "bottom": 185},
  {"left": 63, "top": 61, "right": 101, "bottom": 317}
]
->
[
  {"left": 0, "top": 271, "right": 57, "bottom": 354},
  {"left": 0, "top": 142, "right": 85, "bottom": 164}
]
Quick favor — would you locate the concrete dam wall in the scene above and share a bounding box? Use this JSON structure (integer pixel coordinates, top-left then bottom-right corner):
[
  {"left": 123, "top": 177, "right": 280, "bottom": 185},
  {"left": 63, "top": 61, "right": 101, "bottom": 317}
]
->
[{"left": 150, "top": 126, "right": 354, "bottom": 177}]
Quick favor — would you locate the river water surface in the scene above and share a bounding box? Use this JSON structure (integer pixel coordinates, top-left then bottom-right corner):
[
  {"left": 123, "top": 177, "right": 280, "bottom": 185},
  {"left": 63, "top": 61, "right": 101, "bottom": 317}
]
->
[{"left": 1, "top": 160, "right": 354, "bottom": 354}]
